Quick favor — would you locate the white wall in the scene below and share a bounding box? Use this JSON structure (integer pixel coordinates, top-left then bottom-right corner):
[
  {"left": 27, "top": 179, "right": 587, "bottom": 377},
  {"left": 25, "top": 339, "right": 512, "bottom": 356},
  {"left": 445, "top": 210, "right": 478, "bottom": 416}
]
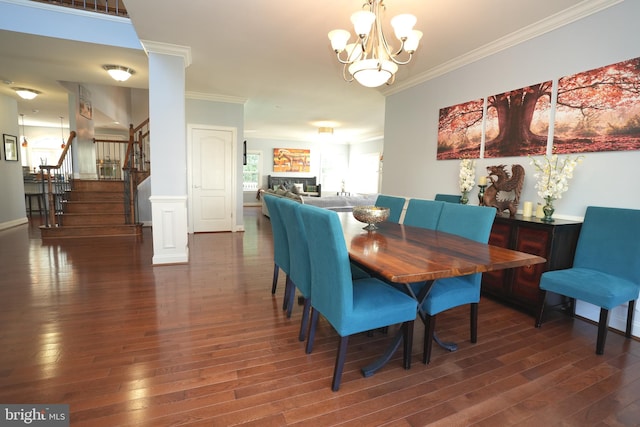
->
[
  {"left": 0, "top": 94, "right": 27, "bottom": 229},
  {"left": 383, "top": 1, "right": 640, "bottom": 336}
]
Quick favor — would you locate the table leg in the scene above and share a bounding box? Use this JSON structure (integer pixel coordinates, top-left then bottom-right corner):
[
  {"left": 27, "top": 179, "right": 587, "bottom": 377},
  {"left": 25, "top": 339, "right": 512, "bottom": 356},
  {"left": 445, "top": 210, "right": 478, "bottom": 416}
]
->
[
  {"left": 361, "top": 329, "right": 404, "bottom": 377},
  {"left": 360, "top": 280, "right": 436, "bottom": 377},
  {"left": 433, "top": 333, "right": 457, "bottom": 352}
]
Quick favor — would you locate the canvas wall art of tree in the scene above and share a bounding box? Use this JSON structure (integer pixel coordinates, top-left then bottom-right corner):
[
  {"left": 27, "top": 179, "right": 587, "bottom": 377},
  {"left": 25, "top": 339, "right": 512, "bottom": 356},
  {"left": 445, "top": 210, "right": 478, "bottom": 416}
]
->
[
  {"left": 437, "top": 98, "right": 483, "bottom": 160},
  {"left": 554, "top": 56, "right": 640, "bottom": 154},
  {"left": 484, "top": 81, "right": 552, "bottom": 158},
  {"left": 273, "top": 148, "right": 311, "bottom": 173}
]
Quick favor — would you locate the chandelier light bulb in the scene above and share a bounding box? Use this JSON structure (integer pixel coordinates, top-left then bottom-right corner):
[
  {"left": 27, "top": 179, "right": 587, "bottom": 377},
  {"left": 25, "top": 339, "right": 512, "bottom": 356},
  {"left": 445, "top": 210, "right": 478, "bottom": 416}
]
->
[
  {"left": 328, "top": 29, "right": 351, "bottom": 52},
  {"left": 390, "top": 14, "right": 417, "bottom": 39},
  {"left": 351, "top": 11, "right": 375, "bottom": 37}
]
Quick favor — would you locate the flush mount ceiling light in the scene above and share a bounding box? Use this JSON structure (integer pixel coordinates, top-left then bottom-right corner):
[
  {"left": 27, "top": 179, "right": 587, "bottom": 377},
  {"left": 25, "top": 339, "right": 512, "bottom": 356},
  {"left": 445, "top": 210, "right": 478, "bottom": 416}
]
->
[
  {"left": 103, "top": 65, "right": 135, "bottom": 82},
  {"left": 328, "top": 0, "right": 422, "bottom": 88},
  {"left": 318, "top": 126, "right": 334, "bottom": 141},
  {"left": 13, "top": 87, "right": 41, "bottom": 100},
  {"left": 318, "top": 127, "right": 334, "bottom": 135}
]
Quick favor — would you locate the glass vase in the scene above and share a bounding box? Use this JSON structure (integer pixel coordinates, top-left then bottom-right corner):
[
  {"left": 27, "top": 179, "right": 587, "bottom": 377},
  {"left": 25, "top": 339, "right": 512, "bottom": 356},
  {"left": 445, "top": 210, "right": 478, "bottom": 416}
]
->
[
  {"left": 460, "top": 191, "right": 469, "bottom": 205},
  {"left": 542, "top": 197, "right": 555, "bottom": 222}
]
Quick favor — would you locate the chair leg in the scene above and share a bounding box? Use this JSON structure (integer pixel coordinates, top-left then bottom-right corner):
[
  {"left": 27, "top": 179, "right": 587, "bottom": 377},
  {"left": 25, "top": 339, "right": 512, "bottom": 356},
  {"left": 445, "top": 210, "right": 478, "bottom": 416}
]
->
[
  {"left": 285, "top": 278, "right": 296, "bottom": 318},
  {"left": 299, "top": 297, "right": 311, "bottom": 342},
  {"left": 271, "top": 263, "right": 279, "bottom": 294},
  {"left": 332, "top": 336, "right": 349, "bottom": 391},
  {"left": 403, "top": 321, "right": 414, "bottom": 370},
  {"left": 569, "top": 298, "right": 576, "bottom": 317},
  {"left": 271, "top": 262, "right": 280, "bottom": 294},
  {"left": 535, "top": 291, "right": 547, "bottom": 328},
  {"left": 306, "top": 308, "right": 319, "bottom": 354},
  {"left": 423, "top": 314, "right": 436, "bottom": 364},
  {"left": 282, "top": 275, "right": 293, "bottom": 312},
  {"left": 470, "top": 303, "right": 478, "bottom": 344},
  {"left": 596, "top": 308, "right": 610, "bottom": 355},
  {"left": 626, "top": 300, "right": 636, "bottom": 338}
]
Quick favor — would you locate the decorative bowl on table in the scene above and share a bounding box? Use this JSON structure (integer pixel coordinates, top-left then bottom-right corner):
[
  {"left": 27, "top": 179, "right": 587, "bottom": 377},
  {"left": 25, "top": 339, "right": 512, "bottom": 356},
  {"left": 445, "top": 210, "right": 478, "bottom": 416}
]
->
[{"left": 352, "top": 205, "right": 390, "bottom": 230}]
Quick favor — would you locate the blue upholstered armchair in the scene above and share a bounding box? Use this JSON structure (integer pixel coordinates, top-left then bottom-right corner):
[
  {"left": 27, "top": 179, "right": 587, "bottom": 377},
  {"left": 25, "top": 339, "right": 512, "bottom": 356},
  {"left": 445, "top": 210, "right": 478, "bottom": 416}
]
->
[
  {"left": 375, "top": 194, "right": 406, "bottom": 223},
  {"left": 403, "top": 199, "right": 445, "bottom": 230},
  {"left": 539, "top": 206, "right": 640, "bottom": 354},
  {"left": 434, "top": 194, "right": 462, "bottom": 203},
  {"left": 410, "top": 203, "right": 496, "bottom": 364},
  {"left": 299, "top": 204, "right": 417, "bottom": 391},
  {"left": 263, "top": 195, "right": 294, "bottom": 314}
]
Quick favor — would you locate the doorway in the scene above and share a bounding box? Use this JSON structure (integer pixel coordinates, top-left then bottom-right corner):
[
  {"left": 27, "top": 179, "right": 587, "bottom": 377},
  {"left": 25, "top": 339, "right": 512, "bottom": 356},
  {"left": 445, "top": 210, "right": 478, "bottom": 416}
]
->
[{"left": 188, "top": 125, "right": 237, "bottom": 232}]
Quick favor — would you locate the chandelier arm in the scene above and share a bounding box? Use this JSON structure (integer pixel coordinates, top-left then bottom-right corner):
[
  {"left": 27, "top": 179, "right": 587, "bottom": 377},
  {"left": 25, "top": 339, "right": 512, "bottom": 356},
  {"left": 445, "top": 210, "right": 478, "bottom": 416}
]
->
[
  {"left": 389, "top": 52, "right": 413, "bottom": 66},
  {"left": 335, "top": 52, "right": 352, "bottom": 65},
  {"left": 342, "top": 63, "right": 355, "bottom": 83}
]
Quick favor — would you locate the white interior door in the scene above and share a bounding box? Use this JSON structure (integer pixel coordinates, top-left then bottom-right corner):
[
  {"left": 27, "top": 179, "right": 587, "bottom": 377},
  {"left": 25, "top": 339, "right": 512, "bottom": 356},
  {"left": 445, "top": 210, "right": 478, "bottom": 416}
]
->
[{"left": 190, "top": 127, "right": 234, "bottom": 232}]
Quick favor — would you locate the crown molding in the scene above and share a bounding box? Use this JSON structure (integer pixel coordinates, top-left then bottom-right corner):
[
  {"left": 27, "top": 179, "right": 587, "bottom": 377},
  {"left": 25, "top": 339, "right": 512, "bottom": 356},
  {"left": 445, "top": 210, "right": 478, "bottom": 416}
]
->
[
  {"left": 140, "top": 40, "right": 192, "bottom": 67},
  {"left": 382, "top": 0, "right": 623, "bottom": 96},
  {"left": 186, "top": 91, "right": 246, "bottom": 104}
]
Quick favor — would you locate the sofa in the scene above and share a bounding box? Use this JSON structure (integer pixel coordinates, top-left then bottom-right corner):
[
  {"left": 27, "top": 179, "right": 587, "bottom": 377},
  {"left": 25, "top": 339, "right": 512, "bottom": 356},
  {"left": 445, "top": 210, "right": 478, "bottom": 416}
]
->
[{"left": 259, "top": 188, "right": 379, "bottom": 217}]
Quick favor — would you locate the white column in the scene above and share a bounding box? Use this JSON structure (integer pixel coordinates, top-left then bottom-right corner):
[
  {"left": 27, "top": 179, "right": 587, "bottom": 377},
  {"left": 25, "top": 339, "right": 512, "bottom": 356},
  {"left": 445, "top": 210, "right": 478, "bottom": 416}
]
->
[{"left": 142, "top": 40, "right": 192, "bottom": 265}]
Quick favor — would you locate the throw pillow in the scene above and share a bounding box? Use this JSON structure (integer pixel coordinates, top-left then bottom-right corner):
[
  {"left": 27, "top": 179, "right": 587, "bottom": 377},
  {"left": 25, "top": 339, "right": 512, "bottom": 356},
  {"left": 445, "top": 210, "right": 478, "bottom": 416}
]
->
[{"left": 292, "top": 183, "right": 304, "bottom": 194}]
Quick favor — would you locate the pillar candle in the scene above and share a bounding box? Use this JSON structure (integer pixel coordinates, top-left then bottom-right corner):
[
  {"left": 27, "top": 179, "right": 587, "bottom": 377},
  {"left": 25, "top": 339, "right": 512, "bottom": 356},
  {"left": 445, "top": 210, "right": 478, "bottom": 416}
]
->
[
  {"left": 478, "top": 176, "right": 487, "bottom": 186},
  {"left": 522, "top": 201, "right": 533, "bottom": 217},
  {"left": 535, "top": 203, "right": 544, "bottom": 219}
]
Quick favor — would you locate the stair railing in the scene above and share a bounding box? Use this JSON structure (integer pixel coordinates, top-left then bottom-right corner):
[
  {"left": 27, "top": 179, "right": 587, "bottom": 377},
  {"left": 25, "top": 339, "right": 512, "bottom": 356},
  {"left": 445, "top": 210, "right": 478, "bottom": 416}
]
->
[
  {"left": 122, "top": 119, "right": 150, "bottom": 224},
  {"left": 29, "top": 0, "right": 128, "bottom": 17},
  {"left": 39, "top": 131, "right": 76, "bottom": 228}
]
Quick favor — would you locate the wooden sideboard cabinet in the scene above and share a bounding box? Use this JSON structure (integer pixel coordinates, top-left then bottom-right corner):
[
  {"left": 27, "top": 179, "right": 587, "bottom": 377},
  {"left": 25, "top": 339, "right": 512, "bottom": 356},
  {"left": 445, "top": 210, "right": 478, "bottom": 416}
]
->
[{"left": 482, "top": 213, "right": 582, "bottom": 326}]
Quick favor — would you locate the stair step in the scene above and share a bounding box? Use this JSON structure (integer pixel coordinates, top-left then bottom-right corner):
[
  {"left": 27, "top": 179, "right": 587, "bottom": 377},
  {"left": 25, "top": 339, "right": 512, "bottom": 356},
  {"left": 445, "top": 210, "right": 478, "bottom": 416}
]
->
[
  {"left": 65, "top": 191, "right": 124, "bottom": 202},
  {"left": 41, "top": 178, "right": 137, "bottom": 240},
  {"left": 72, "top": 179, "right": 124, "bottom": 192},
  {"left": 60, "top": 213, "right": 127, "bottom": 226},
  {"left": 62, "top": 201, "right": 125, "bottom": 214},
  {"left": 40, "top": 224, "right": 142, "bottom": 239}
]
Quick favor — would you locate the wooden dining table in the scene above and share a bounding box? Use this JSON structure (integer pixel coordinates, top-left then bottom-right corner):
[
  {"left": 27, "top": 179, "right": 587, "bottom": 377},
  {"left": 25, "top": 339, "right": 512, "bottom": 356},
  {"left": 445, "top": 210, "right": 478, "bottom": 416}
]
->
[{"left": 336, "top": 211, "right": 547, "bottom": 376}]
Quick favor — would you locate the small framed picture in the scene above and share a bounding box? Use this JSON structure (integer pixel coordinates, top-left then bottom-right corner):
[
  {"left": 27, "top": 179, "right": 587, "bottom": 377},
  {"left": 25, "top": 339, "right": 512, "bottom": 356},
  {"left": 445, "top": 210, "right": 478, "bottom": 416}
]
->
[
  {"left": 79, "top": 85, "right": 93, "bottom": 120},
  {"left": 3, "top": 134, "right": 18, "bottom": 161}
]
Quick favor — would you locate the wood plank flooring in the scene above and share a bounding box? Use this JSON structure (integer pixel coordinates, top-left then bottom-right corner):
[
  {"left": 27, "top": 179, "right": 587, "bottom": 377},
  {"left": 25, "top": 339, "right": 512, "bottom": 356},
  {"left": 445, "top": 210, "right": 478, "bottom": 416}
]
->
[{"left": 0, "top": 208, "right": 639, "bottom": 426}]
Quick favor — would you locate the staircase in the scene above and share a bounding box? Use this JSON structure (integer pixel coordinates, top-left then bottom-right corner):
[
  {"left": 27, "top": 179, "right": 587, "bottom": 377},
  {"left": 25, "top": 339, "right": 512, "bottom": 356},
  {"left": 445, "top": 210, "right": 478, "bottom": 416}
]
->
[{"left": 39, "top": 179, "right": 142, "bottom": 239}]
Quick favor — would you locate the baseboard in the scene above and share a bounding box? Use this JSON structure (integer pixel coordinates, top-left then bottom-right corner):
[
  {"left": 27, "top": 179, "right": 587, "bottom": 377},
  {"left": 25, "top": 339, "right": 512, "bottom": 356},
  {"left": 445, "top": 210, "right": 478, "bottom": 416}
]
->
[{"left": 0, "top": 217, "right": 29, "bottom": 231}]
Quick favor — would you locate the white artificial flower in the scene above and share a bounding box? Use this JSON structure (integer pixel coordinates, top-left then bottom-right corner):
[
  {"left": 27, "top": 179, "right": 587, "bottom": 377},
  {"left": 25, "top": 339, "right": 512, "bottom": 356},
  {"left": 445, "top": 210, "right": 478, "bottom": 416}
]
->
[
  {"left": 459, "top": 159, "right": 476, "bottom": 193},
  {"left": 530, "top": 154, "right": 583, "bottom": 201}
]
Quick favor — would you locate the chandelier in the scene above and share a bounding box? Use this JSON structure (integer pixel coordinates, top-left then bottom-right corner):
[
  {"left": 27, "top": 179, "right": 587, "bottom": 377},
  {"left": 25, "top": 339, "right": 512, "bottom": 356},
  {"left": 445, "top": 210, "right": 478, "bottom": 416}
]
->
[{"left": 328, "top": 0, "right": 422, "bottom": 88}]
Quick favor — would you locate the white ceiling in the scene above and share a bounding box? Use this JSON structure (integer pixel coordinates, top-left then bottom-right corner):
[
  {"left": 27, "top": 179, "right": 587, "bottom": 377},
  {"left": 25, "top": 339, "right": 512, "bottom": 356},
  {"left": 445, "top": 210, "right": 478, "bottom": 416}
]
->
[{"left": 0, "top": 0, "right": 619, "bottom": 143}]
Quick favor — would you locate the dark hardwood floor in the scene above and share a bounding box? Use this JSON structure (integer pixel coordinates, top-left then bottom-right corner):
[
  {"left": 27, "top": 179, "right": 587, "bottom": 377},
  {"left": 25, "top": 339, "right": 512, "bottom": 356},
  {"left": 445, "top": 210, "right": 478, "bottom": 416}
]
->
[{"left": 1, "top": 208, "right": 639, "bottom": 426}]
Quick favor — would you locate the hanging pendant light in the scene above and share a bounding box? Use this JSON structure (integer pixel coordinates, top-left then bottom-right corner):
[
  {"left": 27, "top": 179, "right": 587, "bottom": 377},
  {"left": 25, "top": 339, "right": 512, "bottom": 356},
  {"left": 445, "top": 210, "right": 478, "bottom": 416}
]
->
[{"left": 20, "top": 114, "right": 28, "bottom": 147}]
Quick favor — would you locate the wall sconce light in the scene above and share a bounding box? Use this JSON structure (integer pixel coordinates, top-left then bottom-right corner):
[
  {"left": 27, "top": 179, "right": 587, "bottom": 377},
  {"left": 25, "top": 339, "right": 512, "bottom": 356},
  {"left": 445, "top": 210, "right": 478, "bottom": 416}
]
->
[
  {"left": 13, "top": 87, "right": 40, "bottom": 100},
  {"left": 103, "top": 65, "right": 135, "bottom": 82}
]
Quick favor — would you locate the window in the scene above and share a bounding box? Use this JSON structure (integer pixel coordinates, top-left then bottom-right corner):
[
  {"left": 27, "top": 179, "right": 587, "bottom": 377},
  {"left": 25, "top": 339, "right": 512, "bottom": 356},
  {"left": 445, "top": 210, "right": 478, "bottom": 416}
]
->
[{"left": 243, "top": 152, "right": 261, "bottom": 191}]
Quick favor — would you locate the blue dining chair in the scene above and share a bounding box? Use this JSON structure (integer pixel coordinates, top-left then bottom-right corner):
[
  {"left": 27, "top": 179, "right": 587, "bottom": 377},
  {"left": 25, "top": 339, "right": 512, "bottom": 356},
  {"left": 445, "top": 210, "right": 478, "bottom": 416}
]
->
[
  {"left": 262, "top": 195, "right": 295, "bottom": 314},
  {"left": 299, "top": 204, "right": 417, "bottom": 391},
  {"left": 403, "top": 199, "right": 445, "bottom": 229},
  {"left": 411, "top": 203, "right": 496, "bottom": 364},
  {"left": 375, "top": 194, "right": 406, "bottom": 223},
  {"left": 539, "top": 206, "right": 640, "bottom": 355},
  {"left": 277, "top": 197, "right": 313, "bottom": 340},
  {"left": 435, "top": 194, "right": 462, "bottom": 203}
]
